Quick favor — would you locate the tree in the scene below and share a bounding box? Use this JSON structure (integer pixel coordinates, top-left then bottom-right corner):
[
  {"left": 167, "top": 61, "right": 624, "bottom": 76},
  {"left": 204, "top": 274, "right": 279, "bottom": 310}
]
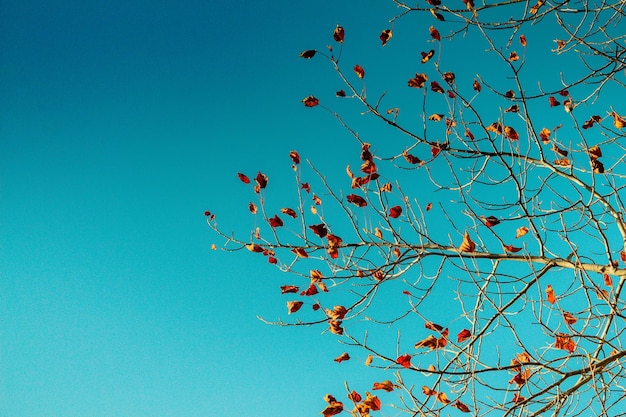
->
[{"left": 207, "top": 1, "right": 626, "bottom": 416}]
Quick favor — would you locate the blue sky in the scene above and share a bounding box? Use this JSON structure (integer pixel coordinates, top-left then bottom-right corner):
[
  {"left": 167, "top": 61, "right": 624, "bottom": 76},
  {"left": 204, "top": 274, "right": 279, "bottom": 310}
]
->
[
  {"left": 0, "top": 1, "right": 408, "bottom": 416},
  {"left": 2, "top": 1, "right": 622, "bottom": 416}
]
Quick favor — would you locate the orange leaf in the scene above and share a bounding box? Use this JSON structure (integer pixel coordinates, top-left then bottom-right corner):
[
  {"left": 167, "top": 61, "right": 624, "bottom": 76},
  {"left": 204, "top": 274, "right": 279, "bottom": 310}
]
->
[
  {"left": 588, "top": 145, "right": 602, "bottom": 159},
  {"left": 403, "top": 149, "right": 422, "bottom": 165},
  {"left": 457, "top": 329, "right": 471, "bottom": 342},
  {"left": 425, "top": 321, "right": 444, "bottom": 332},
  {"left": 555, "top": 333, "right": 575, "bottom": 353},
  {"left": 281, "top": 207, "right": 297, "bottom": 218},
  {"left": 329, "top": 320, "right": 343, "bottom": 335},
  {"left": 604, "top": 273, "right": 613, "bottom": 287},
  {"left": 504, "top": 126, "right": 519, "bottom": 140},
  {"left": 379, "top": 29, "right": 392, "bottom": 46},
  {"left": 354, "top": 64, "right": 365, "bottom": 79},
  {"left": 509, "top": 51, "right": 519, "bottom": 61},
  {"left": 546, "top": 284, "right": 556, "bottom": 304},
  {"left": 280, "top": 285, "right": 299, "bottom": 294},
  {"left": 530, "top": 0, "right": 545, "bottom": 14},
  {"left": 437, "top": 392, "right": 451, "bottom": 405},
  {"left": 334, "top": 352, "right": 350, "bottom": 363},
  {"left": 539, "top": 127, "right": 551, "bottom": 144},
  {"left": 516, "top": 226, "right": 529, "bottom": 238},
  {"left": 326, "top": 305, "right": 347, "bottom": 320},
  {"left": 443, "top": 72, "right": 455, "bottom": 84},
  {"left": 408, "top": 73, "right": 428, "bottom": 88},
  {"left": 520, "top": 34, "right": 527, "bottom": 46},
  {"left": 459, "top": 231, "right": 476, "bottom": 253},
  {"left": 453, "top": 400, "right": 471, "bottom": 412},
  {"left": 422, "top": 386, "right": 437, "bottom": 396},
  {"left": 512, "top": 393, "right": 526, "bottom": 404},
  {"left": 347, "top": 391, "right": 362, "bottom": 403},
  {"left": 426, "top": 202, "right": 433, "bottom": 211},
  {"left": 292, "top": 247, "right": 308, "bottom": 258},
  {"left": 321, "top": 402, "right": 343, "bottom": 417},
  {"left": 365, "top": 355, "right": 373, "bottom": 366},
  {"left": 563, "top": 311, "right": 577, "bottom": 325},
  {"left": 486, "top": 122, "right": 503, "bottom": 135},
  {"left": 363, "top": 393, "right": 380, "bottom": 411},
  {"left": 372, "top": 380, "right": 394, "bottom": 392},
  {"left": 611, "top": 111, "right": 626, "bottom": 129},
  {"left": 503, "top": 244, "right": 522, "bottom": 253},
  {"left": 248, "top": 202, "right": 258, "bottom": 214},
  {"left": 287, "top": 300, "right": 304, "bottom": 314},
  {"left": 473, "top": 79, "right": 481, "bottom": 92},
  {"left": 302, "top": 95, "right": 319, "bottom": 107},
  {"left": 554, "top": 157, "right": 571, "bottom": 167},
  {"left": 333, "top": 25, "right": 344, "bottom": 43},
  {"left": 396, "top": 354, "right": 412, "bottom": 368},
  {"left": 421, "top": 49, "right": 435, "bottom": 64}
]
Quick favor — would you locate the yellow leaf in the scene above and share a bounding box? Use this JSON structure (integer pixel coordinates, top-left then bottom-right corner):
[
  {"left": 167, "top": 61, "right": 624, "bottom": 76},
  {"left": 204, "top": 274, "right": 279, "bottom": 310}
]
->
[
  {"left": 515, "top": 226, "right": 529, "bottom": 238},
  {"left": 459, "top": 231, "right": 476, "bottom": 253}
]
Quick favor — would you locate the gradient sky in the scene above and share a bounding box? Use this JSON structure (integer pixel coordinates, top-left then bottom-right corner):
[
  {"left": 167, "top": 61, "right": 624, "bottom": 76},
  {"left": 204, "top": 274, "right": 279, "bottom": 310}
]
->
[
  {"left": 1, "top": 1, "right": 616, "bottom": 416},
  {"left": 0, "top": 2, "right": 406, "bottom": 416}
]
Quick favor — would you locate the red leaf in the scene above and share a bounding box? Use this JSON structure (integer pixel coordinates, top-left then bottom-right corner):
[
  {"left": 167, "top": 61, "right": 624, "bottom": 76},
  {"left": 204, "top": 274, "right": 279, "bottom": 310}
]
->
[
  {"left": 336, "top": 90, "right": 346, "bottom": 97},
  {"left": 549, "top": 96, "right": 560, "bottom": 107},
  {"left": 604, "top": 273, "right": 613, "bottom": 287},
  {"left": 299, "top": 49, "right": 316, "bottom": 59},
  {"left": 268, "top": 256, "right": 277, "bottom": 264},
  {"left": 379, "top": 29, "right": 392, "bottom": 46},
  {"left": 237, "top": 173, "right": 250, "bottom": 184},
  {"left": 347, "top": 194, "right": 368, "bottom": 207},
  {"left": 503, "top": 244, "right": 522, "bottom": 253},
  {"left": 255, "top": 172, "right": 268, "bottom": 189},
  {"left": 354, "top": 64, "right": 365, "bottom": 79},
  {"left": 425, "top": 202, "right": 433, "bottom": 211},
  {"left": 389, "top": 205, "right": 402, "bottom": 218},
  {"left": 289, "top": 150, "right": 300, "bottom": 164},
  {"left": 333, "top": 25, "right": 345, "bottom": 43},
  {"left": 347, "top": 391, "right": 362, "bottom": 403},
  {"left": 425, "top": 321, "right": 444, "bottom": 331},
  {"left": 302, "top": 95, "right": 319, "bottom": 107},
  {"left": 430, "top": 81, "right": 444, "bottom": 93},
  {"left": 457, "top": 329, "right": 471, "bottom": 342},
  {"left": 287, "top": 300, "right": 303, "bottom": 314},
  {"left": 309, "top": 223, "right": 328, "bottom": 238},
  {"left": 372, "top": 381, "right": 394, "bottom": 392},
  {"left": 483, "top": 216, "right": 500, "bottom": 227},
  {"left": 248, "top": 202, "right": 257, "bottom": 214},
  {"left": 473, "top": 79, "right": 481, "bottom": 92},
  {"left": 291, "top": 247, "right": 308, "bottom": 258},
  {"left": 396, "top": 354, "right": 412, "bottom": 368},
  {"left": 408, "top": 73, "right": 428, "bottom": 88},
  {"left": 269, "top": 215, "right": 283, "bottom": 228},
  {"left": 281, "top": 207, "right": 297, "bottom": 218},
  {"left": 300, "top": 284, "right": 318, "bottom": 296},
  {"left": 429, "top": 26, "right": 441, "bottom": 41},
  {"left": 301, "top": 182, "right": 311, "bottom": 193},
  {"left": 280, "top": 285, "right": 299, "bottom": 294},
  {"left": 520, "top": 34, "right": 527, "bottom": 47}
]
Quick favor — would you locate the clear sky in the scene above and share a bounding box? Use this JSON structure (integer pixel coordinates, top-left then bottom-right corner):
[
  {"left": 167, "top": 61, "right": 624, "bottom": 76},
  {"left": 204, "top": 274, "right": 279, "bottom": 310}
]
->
[
  {"left": 0, "top": 1, "right": 409, "bottom": 416},
  {"left": 2, "top": 1, "right": 621, "bottom": 416}
]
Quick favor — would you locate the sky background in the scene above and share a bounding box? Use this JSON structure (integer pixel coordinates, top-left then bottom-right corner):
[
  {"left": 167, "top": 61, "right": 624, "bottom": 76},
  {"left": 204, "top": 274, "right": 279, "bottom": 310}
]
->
[
  {"left": 2, "top": 1, "right": 620, "bottom": 416},
  {"left": 0, "top": 2, "right": 412, "bottom": 416}
]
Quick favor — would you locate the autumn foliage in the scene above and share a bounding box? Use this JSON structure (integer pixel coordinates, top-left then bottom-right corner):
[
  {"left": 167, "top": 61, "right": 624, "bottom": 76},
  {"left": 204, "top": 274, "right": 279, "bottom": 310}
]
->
[{"left": 208, "top": 2, "right": 626, "bottom": 416}]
